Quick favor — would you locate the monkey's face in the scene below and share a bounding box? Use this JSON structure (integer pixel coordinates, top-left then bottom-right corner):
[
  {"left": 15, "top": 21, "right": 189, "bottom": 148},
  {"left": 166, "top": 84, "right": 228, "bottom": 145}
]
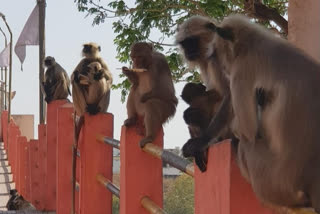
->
[
  {"left": 130, "top": 42, "right": 153, "bottom": 69},
  {"left": 179, "top": 36, "right": 201, "bottom": 61},
  {"left": 82, "top": 43, "right": 101, "bottom": 58},
  {"left": 176, "top": 16, "right": 217, "bottom": 63}
]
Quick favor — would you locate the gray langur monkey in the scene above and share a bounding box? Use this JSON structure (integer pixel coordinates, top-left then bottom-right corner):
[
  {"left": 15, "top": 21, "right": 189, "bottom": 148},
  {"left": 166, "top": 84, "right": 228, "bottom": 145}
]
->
[
  {"left": 71, "top": 42, "right": 112, "bottom": 116},
  {"left": 180, "top": 14, "right": 320, "bottom": 212},
  {"left": 122, "top": 42, "right": 178, "bottom": 148},
  {"left": 43, "top": 56, "right": 70, "bottom": 104},
  {"left": 176, "top": 16, "right": 235, "bottom": 172}
]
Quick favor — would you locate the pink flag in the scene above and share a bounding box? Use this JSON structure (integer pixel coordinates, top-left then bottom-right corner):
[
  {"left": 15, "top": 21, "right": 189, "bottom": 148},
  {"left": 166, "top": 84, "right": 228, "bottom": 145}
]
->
[
  {"left": 14, "top": 4, "right": 39, "bottom": 69},
  {"left": 0, "top": 44, "right": 9, "bottom": 67}
]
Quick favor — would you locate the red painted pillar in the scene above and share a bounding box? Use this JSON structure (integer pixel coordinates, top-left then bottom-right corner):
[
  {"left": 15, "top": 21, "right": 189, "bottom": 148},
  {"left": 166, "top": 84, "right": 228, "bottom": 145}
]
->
[
  {"left": 120, "top": 126, "right": 163, "bottom": 214},
  {"left": 79, "top": 113, "right": 113, "bottom": 214},
  {"left": 25, "top": 139, "right": 31, "bottom": 201},
  {"left": 1, "top": 111, "right": 8, "bottom": 149},
  {"left": 16, "top": 136, "right": 23, "bottom": 193},
  {"left": 194, "top": 140, "right": 275, "bottom": 214},
  {"left": 8, "top": 123, "right": 20, "bottom": 183},
  {"left": 18, "top": 136, "right": 27, "bottom": 197},
  {"left": 30, "top": 124, "right": 47, "bottom": 210},
  {"left": 46, "top": 99, "right": 68, "bottom": 210},
  {"left": 56, "top": 103, "right": 74, "bottom": 214}
]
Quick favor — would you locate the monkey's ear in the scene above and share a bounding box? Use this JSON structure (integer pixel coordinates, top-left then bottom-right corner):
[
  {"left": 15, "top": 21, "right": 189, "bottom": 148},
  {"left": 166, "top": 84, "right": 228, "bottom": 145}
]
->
[
  {"left": 216, "top": 27, "right": 234, "bottom": 41},
  {"left": 98, "top": 46, "right": 101, "bottom": 52}
]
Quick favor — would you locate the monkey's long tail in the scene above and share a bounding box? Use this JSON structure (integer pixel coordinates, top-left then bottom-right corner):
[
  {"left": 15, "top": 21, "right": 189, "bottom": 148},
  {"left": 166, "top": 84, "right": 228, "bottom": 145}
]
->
[{"left": 71, "top": 112, "right": 84, "bottom": 214}]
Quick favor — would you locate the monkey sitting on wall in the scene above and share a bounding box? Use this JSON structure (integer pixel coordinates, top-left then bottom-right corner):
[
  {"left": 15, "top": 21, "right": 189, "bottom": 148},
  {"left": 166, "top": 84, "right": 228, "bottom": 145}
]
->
[
  {"left": 181, "top": 82, "right": 238, "bottom": 169},
  {"left": 179, "top": 14, "right": 320, "bottom": 212},
  {"left": 176, "top": 16, "right": 234, "bottom": 171},
  {"left": 43, "top": 56, "right": 70, "bottom": 104},
  {"left": 122, "top": 42, "right": 178, "bottom": 148},
  {"left": 181, "top": 82, "right": 222, "bottom": 138},
  {"left": 6, "top": 189, "right": 36, "bottom": 211},
  {"left": 71, "top": 42, "right": 113, "bottom": 116}
]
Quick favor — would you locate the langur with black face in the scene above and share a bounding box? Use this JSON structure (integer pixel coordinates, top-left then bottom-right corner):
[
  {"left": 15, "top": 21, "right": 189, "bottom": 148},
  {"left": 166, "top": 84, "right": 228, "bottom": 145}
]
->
[
  {"left": 71, "top": 42, "right": 112, "bottom": 116},
  {"left": 122, "top": 42, "right": 178, "bottom": 148},
  {"left": 180, "top": 14, "right": 320, "bottom": 212},
  {"left": 176, "top": 16, "right": 234, "bottom": 172},
  {"left": 43, "top": 56, "right": 70, "bottom": 104}
]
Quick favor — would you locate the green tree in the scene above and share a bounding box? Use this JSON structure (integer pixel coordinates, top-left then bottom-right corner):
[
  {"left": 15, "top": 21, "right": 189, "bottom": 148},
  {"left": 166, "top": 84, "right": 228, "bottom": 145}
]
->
[
  {"left": 74, "top": 0, "right": 288, "bottom": 101},
  {"left": 164, "top": 174, "right": 194, "bottom": 214}
]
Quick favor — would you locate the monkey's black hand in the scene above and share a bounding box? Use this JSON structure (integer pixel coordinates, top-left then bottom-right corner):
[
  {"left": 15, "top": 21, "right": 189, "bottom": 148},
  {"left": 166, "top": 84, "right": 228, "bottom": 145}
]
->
[
  {"left": 182, "top": 135, "right": 210, "bottom": 158},
  {"left": 45, "top": 96, "right": 53, "bottom": 104},
  {"left": 74, "top": 70, "right": 80, "bottom": 83},
  {"left": 86, "top": 104, "right": 100, "bottom": 115},
  {"left": 183, "top": 107, "right": 206, "bottom": 127},
  {"left": 194, "top": 150, "right": 208, "bottom": 172},
  {"left": 94, "top": 71, "right": 104, "bottom": 81}
]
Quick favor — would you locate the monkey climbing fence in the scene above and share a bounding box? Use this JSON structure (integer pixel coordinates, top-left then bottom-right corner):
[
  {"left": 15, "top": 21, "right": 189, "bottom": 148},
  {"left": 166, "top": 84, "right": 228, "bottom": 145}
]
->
[{"left": 0, "top": 100, "right": 317, "bottom": 214}]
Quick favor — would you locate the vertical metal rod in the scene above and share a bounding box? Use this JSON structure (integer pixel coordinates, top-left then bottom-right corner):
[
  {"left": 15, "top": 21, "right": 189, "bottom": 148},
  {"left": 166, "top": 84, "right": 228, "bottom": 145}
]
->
[
  {"left": 0, "top": 18, "right": 8, "bottom": 112},
  {"left": 4, "top": 67, "right": 7, "bottom": 110},
  {"left": 38, "top": 0, "right": 46, "bottom": 124},
  {"left": 1, "top": 17, "right": 13, "bottom": 123}
]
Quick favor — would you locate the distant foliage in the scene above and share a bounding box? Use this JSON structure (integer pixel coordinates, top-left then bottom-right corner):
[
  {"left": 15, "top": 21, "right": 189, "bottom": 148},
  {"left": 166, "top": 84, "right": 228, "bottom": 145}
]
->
[
  {"left": 74, "top": 0, "right": 288, "bottom": 101},
  {"left": 164, "top": 174, "right": 194, "bottom": 214}
]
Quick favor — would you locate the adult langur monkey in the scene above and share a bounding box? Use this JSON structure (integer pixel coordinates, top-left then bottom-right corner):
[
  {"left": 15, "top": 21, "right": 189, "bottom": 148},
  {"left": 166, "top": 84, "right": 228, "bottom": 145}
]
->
[
  {"left": 122, "top": 42, "right": 178, "bottom": 148},
  {"left": 176, "top": 16, "right": 235, "bottom": 172},
  {"left": 70, "top": 42, "right": 112, "bottom": 214},
  {"left": 71, "top": 42, "right": 112, "bottom": 116},
  {"left": 43, "top": 56, "right": 70, "bottom": 103},
  {"left": 179, "top": 14, "right": 320, "bottom": 212}
]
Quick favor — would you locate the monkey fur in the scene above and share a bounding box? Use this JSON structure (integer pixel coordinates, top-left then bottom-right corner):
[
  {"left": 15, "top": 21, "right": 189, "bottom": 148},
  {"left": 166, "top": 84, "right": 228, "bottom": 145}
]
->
[
  {"left": 181, "top": 82, "right": 222, "bottom": 138},
  {"left": 176, "top": 16, "right": 234, "bottom": 172},
  {"left": 181, "top": 82, "right": 238, "bottom": 170},
  {"left": 122, "top": 42, "right": 178, "bottom": 148},
  {"left": 71, "top": 42, "right": 112, "bottom": 116},
  {"left": 43, "top": 56, "right": 70, "bottom": 104},
  {"left": 180, "top": 14, "right": 320, "bottom": 211}
]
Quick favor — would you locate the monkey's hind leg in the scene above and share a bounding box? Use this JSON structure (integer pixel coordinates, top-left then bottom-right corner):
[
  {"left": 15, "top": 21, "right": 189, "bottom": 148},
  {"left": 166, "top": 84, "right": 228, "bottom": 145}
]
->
[
  {"left": 124, "top": 91, "right": 138, "bottom": 127},
  {"left": 86, "top": 104, "right": 100, "bottom": 115},
  {"left": 139, "top": 100, "right": 164, "bottom": 148}
]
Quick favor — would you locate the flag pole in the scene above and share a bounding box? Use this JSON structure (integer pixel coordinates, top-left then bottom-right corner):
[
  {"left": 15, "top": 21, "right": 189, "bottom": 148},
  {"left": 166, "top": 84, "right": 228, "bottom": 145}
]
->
[
  {"left": 0, "top": 27, "right": 7, "bottom": 111},
  {"left": 38, "top": 0, "right": 46, "bottom": 124},
  {"left": 0, "top": 14, "right": 13, "bottom": 123}
]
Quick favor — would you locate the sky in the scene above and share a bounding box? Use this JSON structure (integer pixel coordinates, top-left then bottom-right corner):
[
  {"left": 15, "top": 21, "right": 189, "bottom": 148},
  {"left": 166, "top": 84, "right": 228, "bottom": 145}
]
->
[{"left": 0, "top": 0, "right": 190, "bottom": 149}]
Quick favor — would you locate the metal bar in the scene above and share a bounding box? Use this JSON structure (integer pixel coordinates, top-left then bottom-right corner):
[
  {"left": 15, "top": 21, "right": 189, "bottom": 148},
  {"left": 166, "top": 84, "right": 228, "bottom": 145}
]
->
[
  {"left": 143, "top": 143, "right": 194, "bottom": 177},
  {"left": 1, "top": 15, "right": 12, "bottom": 122},
  {"left": 38, "top": 0, "right": 46, "bottom": 124},
  {"left": 96, "top": 174, "right": 120, "bottom": 198},
  {"left": 141, "top": 196, "right": 167, "bottom": 214},
  {"left": 286, "top": 208, "right": 317, "bottom": 214},
  {"left": 161, "top": 149, "right": 194, "bottom": 177},
  {"left": 4, "top": 67, "right": 7, "bottom": 110},
  {"left": 98, "top": 136, "right": 194, "bottom": 176},
  {"left": 97, "top": 135, "right": 120, "bottom": 149}
]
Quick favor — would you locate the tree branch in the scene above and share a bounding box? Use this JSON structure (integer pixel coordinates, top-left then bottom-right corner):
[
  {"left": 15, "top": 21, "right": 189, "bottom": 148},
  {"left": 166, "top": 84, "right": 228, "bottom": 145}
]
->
[{"left": 244, "top": 0, "right": 288, "bottom": 35}]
